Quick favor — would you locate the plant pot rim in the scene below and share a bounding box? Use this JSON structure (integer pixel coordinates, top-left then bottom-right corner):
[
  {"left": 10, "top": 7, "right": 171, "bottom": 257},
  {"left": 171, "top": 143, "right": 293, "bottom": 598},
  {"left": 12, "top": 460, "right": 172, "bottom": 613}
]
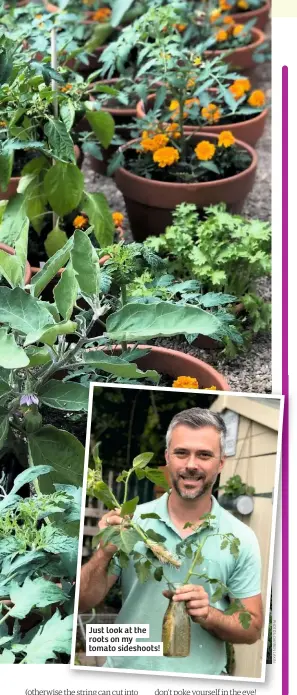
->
[
  {"left": 136, "top": 91, "right": 269, "bottom": 131},
  {"left": 231, "top": 1, "right": 270, "bottom": 22},
  {"left": 87, "top": 344, "right": 230, "bottom": 390},
  {"left": 116, "top": 133, "right": 257, "bottom": 190},
  {"left": 204, "top": 27, "right": 265, "bottom": 57},
  {"left": 89, "top": 79, "right": 137, "bottom": 118},
  {"left": 0, "top": 242, "right": 31, "bottom": 285}
]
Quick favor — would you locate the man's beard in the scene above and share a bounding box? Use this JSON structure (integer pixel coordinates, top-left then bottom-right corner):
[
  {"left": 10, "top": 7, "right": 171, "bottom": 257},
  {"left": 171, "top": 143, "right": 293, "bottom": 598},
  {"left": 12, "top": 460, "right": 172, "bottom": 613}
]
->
[{"left": 171, "top": 470, "right": 213, "bottom": 499}]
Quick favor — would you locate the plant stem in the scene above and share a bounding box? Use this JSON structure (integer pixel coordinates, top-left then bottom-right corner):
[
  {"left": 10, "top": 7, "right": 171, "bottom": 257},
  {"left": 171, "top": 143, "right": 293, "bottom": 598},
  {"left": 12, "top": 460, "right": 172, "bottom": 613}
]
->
[
  {"left": 0, "top": 606, "right": 13, "bottom": 626},
  {"left": 120, "top": 285, "right": 128, "bottom": 351},
  {"left": 126, "top": 393, "right": 139, "bottom": 468}
]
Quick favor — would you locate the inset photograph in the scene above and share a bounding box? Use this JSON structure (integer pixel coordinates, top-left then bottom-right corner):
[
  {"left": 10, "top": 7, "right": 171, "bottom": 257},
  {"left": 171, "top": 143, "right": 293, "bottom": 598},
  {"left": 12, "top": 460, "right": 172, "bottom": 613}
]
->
[{"left": 71, "top": 385, "right": 283, "bottom": 681}]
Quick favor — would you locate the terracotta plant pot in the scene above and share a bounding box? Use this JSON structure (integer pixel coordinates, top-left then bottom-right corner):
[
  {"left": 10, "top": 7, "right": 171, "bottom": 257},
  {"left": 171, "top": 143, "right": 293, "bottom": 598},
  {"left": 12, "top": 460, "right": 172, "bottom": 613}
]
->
[
  {"left": 204, "top": 28, "right": 266, "bottom": 73},
  {"left": 0, "top": 146, "right": 82, "bottom": 202},
  {"left": 231, "top": 1, "right": 270, "bottom": 30},
  {"left": 0, "top": 242, "right": 32, "bottom": 285},
  {"left": 136, "top": 92, "right": 268, "bottom": 148},
  {"left": 87, "top": 344, "right": 229, "bottom": 390},
  {"left": 115, "top": 133, "right": 257, "bottom": 240}
]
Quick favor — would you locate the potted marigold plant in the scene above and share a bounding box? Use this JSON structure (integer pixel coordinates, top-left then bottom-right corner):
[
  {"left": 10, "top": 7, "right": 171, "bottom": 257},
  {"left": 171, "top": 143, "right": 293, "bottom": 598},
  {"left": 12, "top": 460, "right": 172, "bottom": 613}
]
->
[
  {"left": 136, "top": 68, "right": 268, "bottom": 148},
  {"left": 223, "top": 0, "right": 270, "bottom": 31},
  {"left": 110, "top": 46, "right": 257, "bottom": 239},
  {"left": 182, "top": 1, "right": 266, "bottom": 72}
]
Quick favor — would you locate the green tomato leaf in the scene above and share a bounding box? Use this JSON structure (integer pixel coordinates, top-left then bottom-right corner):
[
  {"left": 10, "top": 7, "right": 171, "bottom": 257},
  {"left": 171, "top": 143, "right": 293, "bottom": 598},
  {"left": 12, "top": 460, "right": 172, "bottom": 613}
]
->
[
  {"left": 140, "top": 513, "right": 161, "bottom": 520},
  {"left": 146, "top": 529, "right": 166, "bottom": 543},
  {"left": 60, "top": 100, "right": 75, "bottom": 132},
  {"left": 43, "top": 163, "right": 84, "bottom": 216},
  {"left": 85, "top": 110, "right": 115, "bottom": 149},
  {"left": 44, "top": 119, "right": 75, "bottom": 163},
  {"left": 142, "top": 467, "right": 170, "bottom": 491},
  {"left": 132, "top": 452, "right": 154, "bottom": 469},
  {"left": 120, "top": 496, "right": 139, "bottom": 517},
  {"left": 119, "top": 528, "right": 140, "bottom": 554},
  {"left": 38, "top": 380, "right": 89, "bottom": 412}
]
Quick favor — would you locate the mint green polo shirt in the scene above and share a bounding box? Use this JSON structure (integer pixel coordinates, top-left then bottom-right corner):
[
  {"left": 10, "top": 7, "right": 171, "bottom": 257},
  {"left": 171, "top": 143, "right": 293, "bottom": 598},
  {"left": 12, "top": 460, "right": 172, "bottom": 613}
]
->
[{"left": 104, "top": 493, "right": 261, "bottom": 675}]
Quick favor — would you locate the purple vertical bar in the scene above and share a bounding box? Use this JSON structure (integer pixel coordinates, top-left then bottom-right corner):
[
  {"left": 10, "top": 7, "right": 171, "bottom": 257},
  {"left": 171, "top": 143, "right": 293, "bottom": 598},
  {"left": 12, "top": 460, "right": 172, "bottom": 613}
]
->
[{"left": 282, "top": 65, "right": 289, "bottom": 695}]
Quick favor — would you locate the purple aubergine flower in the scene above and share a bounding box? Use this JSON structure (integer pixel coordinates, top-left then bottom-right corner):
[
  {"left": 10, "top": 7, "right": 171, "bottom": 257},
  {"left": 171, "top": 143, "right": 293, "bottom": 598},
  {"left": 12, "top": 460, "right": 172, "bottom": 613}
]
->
[{"left": 20, "top": 394, "right": 39, "bottom": 407}]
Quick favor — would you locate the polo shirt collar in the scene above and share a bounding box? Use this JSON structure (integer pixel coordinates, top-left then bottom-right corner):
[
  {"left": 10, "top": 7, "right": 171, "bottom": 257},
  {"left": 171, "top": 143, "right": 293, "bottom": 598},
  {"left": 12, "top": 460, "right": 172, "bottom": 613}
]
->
[{"left": 154, "top": 492, "right": 221, "bottom": 535}]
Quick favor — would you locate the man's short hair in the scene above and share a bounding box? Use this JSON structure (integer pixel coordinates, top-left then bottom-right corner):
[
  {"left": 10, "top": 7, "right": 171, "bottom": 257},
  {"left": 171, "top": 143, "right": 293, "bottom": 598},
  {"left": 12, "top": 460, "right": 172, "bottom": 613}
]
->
[{"left": 166, "top": 407, "right": 227, "bottom": 456}]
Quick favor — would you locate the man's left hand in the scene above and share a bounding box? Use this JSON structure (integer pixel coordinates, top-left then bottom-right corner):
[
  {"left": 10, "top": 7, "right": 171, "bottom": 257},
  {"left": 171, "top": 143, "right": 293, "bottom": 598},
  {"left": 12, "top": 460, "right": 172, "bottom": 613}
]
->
[{"left": 163, "top": 584, "right": 209, "bottom": 623}]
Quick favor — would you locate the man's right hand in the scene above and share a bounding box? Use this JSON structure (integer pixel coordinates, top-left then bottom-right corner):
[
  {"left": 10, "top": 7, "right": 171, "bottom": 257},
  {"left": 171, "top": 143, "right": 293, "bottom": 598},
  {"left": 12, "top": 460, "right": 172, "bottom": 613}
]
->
[{"left": 98, "top": 508, "right": 123, "bottom": 556}]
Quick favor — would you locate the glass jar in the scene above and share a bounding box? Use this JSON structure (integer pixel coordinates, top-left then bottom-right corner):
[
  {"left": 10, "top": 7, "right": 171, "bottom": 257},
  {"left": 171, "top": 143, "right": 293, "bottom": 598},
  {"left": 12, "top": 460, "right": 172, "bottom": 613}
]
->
[{"left": 162, "top": 583, "right": 191, "bottom": 657}]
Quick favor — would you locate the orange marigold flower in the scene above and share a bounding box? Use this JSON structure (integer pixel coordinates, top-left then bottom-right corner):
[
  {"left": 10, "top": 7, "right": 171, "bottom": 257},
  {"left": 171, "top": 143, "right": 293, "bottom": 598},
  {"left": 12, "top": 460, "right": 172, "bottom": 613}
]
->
[
  {"left": 210, "top": 9, "right": 221, "bottom": 23},
  {"left": 204, "top": 385, "right": 217, "bottom": 390},
  {"left": 140, "top": 133, "right": 169, "bottom": 152},
  {"left": 0, "top": 120, "right": 7, "bottom": 127},
  {"left": 174, "top": 23, "right": 187, "bottom": 32},
  {"left": 233, "top": 24, "right": 245, "bottom": 36},
  {"left": 153, "top": 146, "right": 180, "bottom": 168},
  {"left": 112, "top": 211, "right": 124, "bottom": 228},
  {"left": 223, "top": 16, "right": 235, "bottom": 25},
  {"left": 219, "top": 0, "right": 232, "bottom": 9},
  {"left": 165, "top": 122, "right": 181, "bottom": 139},
  {"left": 235, "top": 77, "right": 251, "bottom": 92},
  {"left": 237, "top": 0, "right": 249, "bottom": 9},
  {"left": 73, "top": 214, "right": 88, "bottom": 229},
  {"left": 172, "top": 376, "right": 199, "bottom": 389},
  {"left": 92, "top": 7, "right": 112, "bottom": 22},
  {"left": 60, "top": 83, "right": 72, "bottom": 93},
  {"left": 218, "top": 130, "right": 235, "bottom": 147},
  {"left": 228, "top": 82, "right": 246, "bottom": 100},
  {"left": 35, "top": 13, "right": 43, "bottom": 19},
  {"left": 248, "top": 89, "right": 266, "bottom": 107},
  {"left": 195, "top": 141, "right": 216, "bottom": 161},
  {"left": 169, "top": 99, "right": 180, "bottom": 112},
  {"left": 187, "top": 77, "right": 196, "bottom": 89},
  {"left": 201, "top": 103, "right": 221, "bottom": 124},
  {"left": 216, "top": 29, "right": 228, "bottom": 42}
]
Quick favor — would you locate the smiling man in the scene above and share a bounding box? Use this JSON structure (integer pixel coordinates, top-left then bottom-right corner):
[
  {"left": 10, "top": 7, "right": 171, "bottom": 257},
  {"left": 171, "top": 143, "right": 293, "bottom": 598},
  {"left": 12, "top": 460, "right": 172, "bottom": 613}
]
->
[{"left": 79, "top": 407, "right": 263, "bottom": 676}]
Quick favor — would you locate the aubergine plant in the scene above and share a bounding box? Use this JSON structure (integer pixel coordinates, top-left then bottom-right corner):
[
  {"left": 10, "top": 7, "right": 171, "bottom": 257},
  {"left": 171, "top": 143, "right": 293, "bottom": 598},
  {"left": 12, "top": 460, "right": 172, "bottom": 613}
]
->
[
  {"left": 88, "top": 444, "right": 252, "bottom": 629},
  {"left": 0, "top": 465, "right": 81, "bottom": 664}
]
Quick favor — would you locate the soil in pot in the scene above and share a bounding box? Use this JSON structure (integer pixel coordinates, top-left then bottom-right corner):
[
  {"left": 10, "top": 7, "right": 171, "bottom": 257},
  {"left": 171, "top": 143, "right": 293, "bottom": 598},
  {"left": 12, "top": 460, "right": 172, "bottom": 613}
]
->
[{"left": 115, "top": 133, "right": 257, "bottom": 239}]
